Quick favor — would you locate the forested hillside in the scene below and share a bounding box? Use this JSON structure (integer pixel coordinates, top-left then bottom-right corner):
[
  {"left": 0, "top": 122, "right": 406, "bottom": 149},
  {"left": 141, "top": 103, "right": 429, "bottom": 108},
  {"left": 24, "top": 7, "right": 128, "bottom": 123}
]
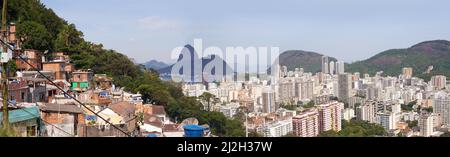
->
[{"left": 1, "top": 0, "right": 244, "bottom": 137}]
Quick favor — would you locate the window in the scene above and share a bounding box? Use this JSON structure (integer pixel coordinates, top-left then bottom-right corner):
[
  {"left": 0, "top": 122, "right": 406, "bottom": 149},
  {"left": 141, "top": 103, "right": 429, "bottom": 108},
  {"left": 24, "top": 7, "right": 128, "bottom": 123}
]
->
[
  {"left": 21, "top": 92, "right": 25, "bottom": 100},
  {"left": 27, "top": 125, "right": 37, "bottom": 137}
]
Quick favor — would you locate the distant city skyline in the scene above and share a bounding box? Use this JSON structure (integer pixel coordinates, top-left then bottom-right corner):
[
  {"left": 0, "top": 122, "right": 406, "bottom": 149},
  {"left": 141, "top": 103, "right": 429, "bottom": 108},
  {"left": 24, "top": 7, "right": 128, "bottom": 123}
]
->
[{"left": 42, "top": 0, "right": 450, "bottom": 63}]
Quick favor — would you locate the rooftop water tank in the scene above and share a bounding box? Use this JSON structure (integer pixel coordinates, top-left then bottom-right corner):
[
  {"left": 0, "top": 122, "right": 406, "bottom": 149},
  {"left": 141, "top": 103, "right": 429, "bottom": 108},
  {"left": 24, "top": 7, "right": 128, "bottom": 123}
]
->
[{"left": 183, "top": 125, "right": 205, "bottom": 137}]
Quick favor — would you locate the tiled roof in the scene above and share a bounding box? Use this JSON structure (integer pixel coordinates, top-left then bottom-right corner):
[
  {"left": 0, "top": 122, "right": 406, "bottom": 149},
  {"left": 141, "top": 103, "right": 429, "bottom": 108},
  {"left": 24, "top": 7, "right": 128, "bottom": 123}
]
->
[
  {"left": 108, "top": 101, "right": 135, "bottom": 117},
  {"left": 151, "top": 105, "right": 166, "bottom": 115}
]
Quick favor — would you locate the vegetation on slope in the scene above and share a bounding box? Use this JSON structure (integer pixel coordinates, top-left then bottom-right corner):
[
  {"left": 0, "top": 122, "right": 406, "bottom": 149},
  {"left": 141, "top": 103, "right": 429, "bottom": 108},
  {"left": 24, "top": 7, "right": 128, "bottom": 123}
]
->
[{"left": 1, "top": 0, "right": 244, "bottom": 137}]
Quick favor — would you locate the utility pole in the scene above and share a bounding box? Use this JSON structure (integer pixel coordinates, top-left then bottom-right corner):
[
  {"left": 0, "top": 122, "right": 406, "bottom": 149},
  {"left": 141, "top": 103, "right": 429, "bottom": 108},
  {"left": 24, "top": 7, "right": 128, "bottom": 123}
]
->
[{"left": 1, "top": 0, "right": 8, "bottom": 130}]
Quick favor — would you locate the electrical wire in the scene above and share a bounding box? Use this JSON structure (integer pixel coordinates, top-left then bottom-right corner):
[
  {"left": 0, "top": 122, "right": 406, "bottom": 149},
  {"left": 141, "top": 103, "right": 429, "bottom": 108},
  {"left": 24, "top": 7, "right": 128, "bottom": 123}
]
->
[
  {"left": 21, "top": 106, "right": 76, "bottom": 137},
  {"left": 0, "top": 39, "right": 132, "bottom": 137}
]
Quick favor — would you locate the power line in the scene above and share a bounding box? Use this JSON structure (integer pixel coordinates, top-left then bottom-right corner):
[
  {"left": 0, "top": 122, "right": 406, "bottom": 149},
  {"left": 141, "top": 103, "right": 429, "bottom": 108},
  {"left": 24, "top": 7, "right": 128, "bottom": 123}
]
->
[
  {"left": 3, "top": 100, "right": 75, "bottom": 137},
  {"left": 20, "top": 106, "right": 76, "bottom": 137},
  {"left": 0, "top": 39, "right": 132, "bottom": 137}
]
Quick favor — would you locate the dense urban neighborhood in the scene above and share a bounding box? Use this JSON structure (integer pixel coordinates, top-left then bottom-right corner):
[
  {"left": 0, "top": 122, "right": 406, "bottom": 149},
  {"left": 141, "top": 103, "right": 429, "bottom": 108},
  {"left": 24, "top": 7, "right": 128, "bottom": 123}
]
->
[{"left": 183, "top": 56, "right": 450, "bottom": 137}]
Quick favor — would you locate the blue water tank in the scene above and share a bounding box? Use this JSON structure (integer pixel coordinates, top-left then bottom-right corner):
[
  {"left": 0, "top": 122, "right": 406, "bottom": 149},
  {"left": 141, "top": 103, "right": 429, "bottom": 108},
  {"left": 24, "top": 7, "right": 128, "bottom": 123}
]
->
[{"left": 183, "top": 125, "right": 205, "bottom": 137}]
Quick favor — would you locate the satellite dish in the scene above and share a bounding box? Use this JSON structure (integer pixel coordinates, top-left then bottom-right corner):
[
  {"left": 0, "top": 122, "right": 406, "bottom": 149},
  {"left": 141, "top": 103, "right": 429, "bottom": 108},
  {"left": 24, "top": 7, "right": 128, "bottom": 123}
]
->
[{"left": 179, "top": 118, "right": 199, "bottom": 129}]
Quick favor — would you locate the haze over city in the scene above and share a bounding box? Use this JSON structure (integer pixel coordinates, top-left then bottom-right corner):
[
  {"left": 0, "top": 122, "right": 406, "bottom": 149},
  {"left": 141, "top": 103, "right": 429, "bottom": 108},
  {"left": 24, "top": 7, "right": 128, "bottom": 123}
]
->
[{"left": 42, "top": 0, "right": 450, "bottom": 63}]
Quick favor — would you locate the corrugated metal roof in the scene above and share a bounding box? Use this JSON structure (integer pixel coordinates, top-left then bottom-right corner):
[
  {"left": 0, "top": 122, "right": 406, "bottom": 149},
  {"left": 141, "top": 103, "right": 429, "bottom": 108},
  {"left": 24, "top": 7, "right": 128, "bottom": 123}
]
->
[{"left": 0, "top": 106, "right": 40, "bottom": 123}]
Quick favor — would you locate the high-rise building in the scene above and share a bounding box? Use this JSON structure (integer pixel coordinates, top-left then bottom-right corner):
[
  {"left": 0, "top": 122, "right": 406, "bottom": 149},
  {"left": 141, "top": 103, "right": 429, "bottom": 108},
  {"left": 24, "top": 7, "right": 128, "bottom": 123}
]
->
[
  {"left": 329, "top": 61, "right": 335, "bottom": 75},
  {"left": 348, "top": 96, "right": 365, "bottom": 109},
  {"left": 262, "top": 90, "right": 276, "bottom": 113},
  {"left": 391, "top": 104, "right": 401, "bottom": 115},
  {"left": 430, "top": 75, "right": 447, "bottom": 90},
  {"left": 365, "top": 86, "right": 380, "bottom": 100},
  {"left": 292, "top": 109, "right": 320, "bottom": 137},
  {"left": 338, "top": 73, "right": 352, "bottom": 103},
  {"left": 279, "top": 80, "right": 295, "bottom": 103},
  {"left": 336, "top": 61, "right": 345, "bottom": 74},
  {"left": 281, "top": 66, "right": 288, "bottom": 77},
  {"left": 343, "top": 108, "right": 355, "bottom": 121},
  {"left": 354, "top": 72, "right": 361, "bottom": 80},
  {"left": 377, "top": 112, "right": 395, "bottom": 131},
  {"left": 433, "top": 96, "right": 450, "bottom": 126},
  {"left": 322, "top": 56, "right": 329, "bottom": 74},
  {"left": 402, "top": 67, "right": 413, "bottom": 78},
  {"left": 356, "top": 101, "right": 376, "bottom": 123},
  {"left": 295, "top": 80, "right": 314, "bottom": 100},
  {"left": 431, "top": 113, "right": 443, "bottom": 128},
  {"left": 317, "top": 101, "right": 343, "bottom": 132},
  {"left": 418, "top": 114, "right": 434, "bottom": 137}
]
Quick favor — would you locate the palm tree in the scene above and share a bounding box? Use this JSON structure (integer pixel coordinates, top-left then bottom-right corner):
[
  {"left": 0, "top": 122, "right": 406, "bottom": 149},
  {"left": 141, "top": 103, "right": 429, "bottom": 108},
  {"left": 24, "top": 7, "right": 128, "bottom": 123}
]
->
[{"left": 199, "top": 92, "right": 218, "bottom": 111}]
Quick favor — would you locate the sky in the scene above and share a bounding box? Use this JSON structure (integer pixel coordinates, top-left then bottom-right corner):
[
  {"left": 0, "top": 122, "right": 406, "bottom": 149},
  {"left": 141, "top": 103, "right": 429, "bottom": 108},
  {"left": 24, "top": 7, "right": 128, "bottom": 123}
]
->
[{"left": 41, "top": 0, "right": 450, "bottom": 64}]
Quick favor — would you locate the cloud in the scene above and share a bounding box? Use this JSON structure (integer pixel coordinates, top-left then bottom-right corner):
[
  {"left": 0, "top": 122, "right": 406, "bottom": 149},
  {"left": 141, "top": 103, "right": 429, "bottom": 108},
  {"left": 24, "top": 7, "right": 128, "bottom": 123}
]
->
[{"left": 137, "top": 16, "right": 182, "bottom": 30}]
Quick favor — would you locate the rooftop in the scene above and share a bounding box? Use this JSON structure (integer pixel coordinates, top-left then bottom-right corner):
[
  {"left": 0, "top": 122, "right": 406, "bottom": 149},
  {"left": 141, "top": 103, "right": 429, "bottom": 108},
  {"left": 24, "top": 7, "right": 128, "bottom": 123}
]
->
[
  {"left": 0, "top": 106, "right": 40, "bottom": 123},
  {"left": 39, "top": 103, "right": 84, "bottom": 114}
]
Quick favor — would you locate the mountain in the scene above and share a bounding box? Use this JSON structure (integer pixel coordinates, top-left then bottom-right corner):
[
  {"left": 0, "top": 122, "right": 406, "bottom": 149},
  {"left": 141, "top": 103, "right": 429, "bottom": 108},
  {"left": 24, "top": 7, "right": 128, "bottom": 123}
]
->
[
  {"left": 346, "top": 40, "right": 450, "bottom": 79},
  {"left": 157, "top": 45, "right": 234, "bottom": 82},
  {"left": 277, "top": 40, "right": 450, "bottom": 80},
  {"left": 144, "top": 60, "right": 170, "bottom": 71},
  {"left": 278, "top": 50, "right": 338, "bottom": 73}
]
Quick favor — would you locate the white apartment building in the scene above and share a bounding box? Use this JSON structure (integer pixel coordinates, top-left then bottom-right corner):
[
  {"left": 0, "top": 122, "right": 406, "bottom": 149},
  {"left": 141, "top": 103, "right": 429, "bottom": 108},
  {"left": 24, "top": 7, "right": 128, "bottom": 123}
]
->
[
  {"left": 418, "top": 114, "right": 434, "bottom": 137},
  {"left": 377, "top": 112, "right": 395, "bottom": 131},
  {"left": 343, "top": 108, "right": 355, "bottom": 121},
  {"left": 433, "top": 95, "right": 450, "bottom": 126},
  {"left": 258, "top": 119, "right": 293, "bottom": 137},
  {"left": 356, "top": 102, "right": 376, "bottom": 123}
]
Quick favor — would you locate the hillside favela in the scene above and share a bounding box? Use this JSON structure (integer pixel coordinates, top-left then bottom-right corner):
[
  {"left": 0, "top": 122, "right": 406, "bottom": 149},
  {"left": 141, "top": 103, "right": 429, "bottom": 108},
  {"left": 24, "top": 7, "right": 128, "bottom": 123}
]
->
[{"left": 1, "top": 0, "right": 450, "bottom": 138}]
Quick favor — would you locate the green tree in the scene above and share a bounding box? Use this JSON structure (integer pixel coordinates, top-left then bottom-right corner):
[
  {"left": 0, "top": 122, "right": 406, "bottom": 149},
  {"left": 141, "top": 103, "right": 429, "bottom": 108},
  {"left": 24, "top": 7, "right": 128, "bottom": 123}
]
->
[
  {"left": 354, "top": 103, "right": 362, "bottom": 109},
  {"left": 319, "top": 119, "right": 386, "bottom": 137},
  {"left": 70, "top": 51, "right": 95, "bottom": 69},
  {"left": 303, "top": 101, "right": 315, "bottom": 109},
  {"left": 281, "top": 102, "right": 298, "bottom": 110},
  {"left": 248, "top": 131, "right": 263, "bottom": 137},
  {"left": 6, "top": 60, "right": 17, "bottom": 76},
  {"left": 17, "top": 20, "right": 52, "bottom": 51},
  {"left": 319, "top": 131, "right": 340, "bottom": 137},
  {"left": 401, "top": 101, "right": 417, "bottom": 112},
  {"left": 233, "top": 106, "right": 249, "bottom": 121},
  {"left": 54, "top": 24, "right": 84, "bottom": 52},
  {"left": 136, "top": 84, "right": 171, "bottom": 105},
  {"left": 199, "top": 92, "right": 219, "bottom": 111},
  {"left": 407, "top": 120, "right": 418, "bottom": 128},
  {"left": 282, "top": 133, "right": 297, "bottom": 137},
  {"left": 422, "top": 107, "right": 433, "bottom": 113},
  {"left": 440, "top": 132, "right": 450, "bottom": 137}
]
